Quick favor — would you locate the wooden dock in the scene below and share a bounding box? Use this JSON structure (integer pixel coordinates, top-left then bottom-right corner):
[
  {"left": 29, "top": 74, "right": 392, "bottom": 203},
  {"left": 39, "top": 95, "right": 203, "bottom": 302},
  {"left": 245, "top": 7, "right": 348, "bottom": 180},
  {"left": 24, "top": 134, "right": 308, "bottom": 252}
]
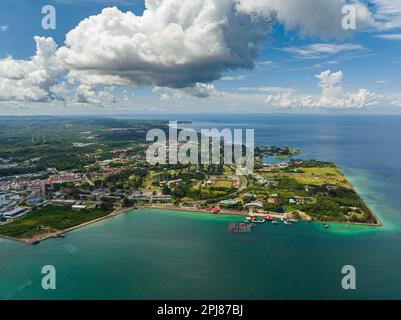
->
[{"left": 228, "top": 222, "right": 252, "bottom": 233}]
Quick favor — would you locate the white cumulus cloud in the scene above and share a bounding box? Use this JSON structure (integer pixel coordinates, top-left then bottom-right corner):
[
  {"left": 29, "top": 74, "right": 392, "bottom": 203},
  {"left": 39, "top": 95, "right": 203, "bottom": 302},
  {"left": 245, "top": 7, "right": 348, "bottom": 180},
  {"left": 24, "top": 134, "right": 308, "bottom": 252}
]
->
[
  {"left": 51, "top": 0, "right": 379, "bottom": 93},
  {"left": 74, "top": 84, "right": 116, "bottom": 104},
  {"left": 57, "top": 2, "right": 269, "bottom": 89},
  {"left": 0, "top": 37, "right": 64, "bottom": 102},
  {"left": 265, "top": 69, "right": 382, "bottom": 109},
  {"left": 0, "top": 0, "right": 397, "bottom": 105}
]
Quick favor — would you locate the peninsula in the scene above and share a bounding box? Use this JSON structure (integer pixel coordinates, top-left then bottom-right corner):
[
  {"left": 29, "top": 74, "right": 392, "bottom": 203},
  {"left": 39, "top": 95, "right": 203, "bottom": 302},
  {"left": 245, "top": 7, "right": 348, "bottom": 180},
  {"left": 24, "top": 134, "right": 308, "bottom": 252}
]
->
[{"left": 0, "top": 117, "right": 380, "bottom": 244}]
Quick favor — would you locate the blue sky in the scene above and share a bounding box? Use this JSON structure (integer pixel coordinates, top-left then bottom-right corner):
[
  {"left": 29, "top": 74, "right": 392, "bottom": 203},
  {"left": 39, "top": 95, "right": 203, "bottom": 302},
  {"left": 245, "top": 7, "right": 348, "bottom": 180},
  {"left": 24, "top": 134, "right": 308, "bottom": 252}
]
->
[
  {"left": 0, "top": 0, "right": 401, "bottom": 114},
  {"left": 0, "top": 1, "right": 145, "bottom": 58}
]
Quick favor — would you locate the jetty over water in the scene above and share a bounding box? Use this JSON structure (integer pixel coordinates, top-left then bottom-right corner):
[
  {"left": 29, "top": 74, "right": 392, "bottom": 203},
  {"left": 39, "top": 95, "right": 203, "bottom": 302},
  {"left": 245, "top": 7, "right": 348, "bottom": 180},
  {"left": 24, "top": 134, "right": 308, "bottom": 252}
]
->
[{"left": 228, "top": 222, "right": 252, "bottom": 233}]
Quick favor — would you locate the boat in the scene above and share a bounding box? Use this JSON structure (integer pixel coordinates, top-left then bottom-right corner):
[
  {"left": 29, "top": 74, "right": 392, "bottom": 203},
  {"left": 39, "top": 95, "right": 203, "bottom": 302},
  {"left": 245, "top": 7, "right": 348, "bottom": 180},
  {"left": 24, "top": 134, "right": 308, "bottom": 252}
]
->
[
  {"left": 323, "top": 224, "right": 330, "bottom": 229},
  {"left": 252, "top": 219, "right": 266, "bottom": 224},
  {"left": 52, "top": 232, "right": 65, "bottom": 239},
  {"left": 283, "top": 221, "right": 292, "bottom": 226},
  {"left": 271, "top": 220, "right": 279, "bottom": 225}
]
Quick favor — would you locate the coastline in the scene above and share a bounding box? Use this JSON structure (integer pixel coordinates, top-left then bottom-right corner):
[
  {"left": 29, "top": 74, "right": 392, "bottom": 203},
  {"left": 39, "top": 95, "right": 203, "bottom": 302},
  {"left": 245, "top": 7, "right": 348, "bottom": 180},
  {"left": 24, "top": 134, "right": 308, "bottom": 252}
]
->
[
  {"left": 0, "top": 206, "right": 135, "bottom": 245},
  {"left": 0, "top": 167, "right": 382, "bottom": 246},
  {"left": 0, "top": 234, "right": 31, "bottom": 245},
  {"left": 140, "top": 205, "right": 382, "bottom": 227},
  {"left": 141, "top": 205, "right": 250, "bottom": 217},
  {"left": 338, "top": 167, "right": 382, "bottom": 227}
]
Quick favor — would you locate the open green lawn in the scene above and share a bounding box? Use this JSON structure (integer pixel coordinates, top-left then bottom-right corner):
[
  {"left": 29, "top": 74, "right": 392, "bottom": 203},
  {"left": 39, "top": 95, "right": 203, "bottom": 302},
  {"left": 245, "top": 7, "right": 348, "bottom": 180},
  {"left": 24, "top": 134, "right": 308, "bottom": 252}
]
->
[
  {"left": 290, "top": 167, "right": 350, "bottom": 187},
  {"left": 0, "top": 205, "right": 111, "bottom": 239},
  {"left": 262, "top": 166, "right": 350, "bottom": 188}
]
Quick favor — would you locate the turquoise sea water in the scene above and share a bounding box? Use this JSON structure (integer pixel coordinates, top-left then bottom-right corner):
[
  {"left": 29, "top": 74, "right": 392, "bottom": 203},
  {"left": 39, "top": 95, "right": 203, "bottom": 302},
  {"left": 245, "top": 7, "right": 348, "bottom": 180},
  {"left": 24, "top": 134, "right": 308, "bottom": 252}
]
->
[
  {"left": 263, "top": 154, "right": 292, "bottom": 164},
  {"left": 1, "top": 114, "right": 401, "bottom": 299}
]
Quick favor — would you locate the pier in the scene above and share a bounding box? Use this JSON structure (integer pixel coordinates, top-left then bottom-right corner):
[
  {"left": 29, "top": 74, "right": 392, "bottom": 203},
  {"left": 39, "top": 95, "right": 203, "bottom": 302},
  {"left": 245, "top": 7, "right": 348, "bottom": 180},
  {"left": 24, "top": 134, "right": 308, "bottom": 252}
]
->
[{"left": 228, "top": 222, "right": 252, "bottom": 233}]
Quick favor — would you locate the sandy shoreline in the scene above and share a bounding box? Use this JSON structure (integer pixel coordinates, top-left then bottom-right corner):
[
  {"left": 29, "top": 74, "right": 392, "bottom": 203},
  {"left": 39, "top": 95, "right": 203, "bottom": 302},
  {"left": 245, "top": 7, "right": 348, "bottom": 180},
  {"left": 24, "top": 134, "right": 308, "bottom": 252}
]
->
[
  {"left": 141, "top": 205, "right": 250, "bottom": 217},
  {"left": 338, "top": 167, "right": 382, "bottom": 227},
  {"left": 140, "top": 205, "right": 382, "bottom": 227},
  {"left": 0, "top": 207, "right": 135, "bottom": 245},
  {"left": 0, "top": 194, "right": 382, "bottom": 246}
]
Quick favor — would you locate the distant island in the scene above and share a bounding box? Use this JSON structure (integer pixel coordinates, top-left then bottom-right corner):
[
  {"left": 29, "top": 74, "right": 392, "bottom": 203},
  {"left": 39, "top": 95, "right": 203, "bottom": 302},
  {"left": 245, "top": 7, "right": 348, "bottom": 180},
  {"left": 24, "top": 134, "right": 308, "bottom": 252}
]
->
[{"left": 0, "top": 117, "right": 380, "bottom": 244}]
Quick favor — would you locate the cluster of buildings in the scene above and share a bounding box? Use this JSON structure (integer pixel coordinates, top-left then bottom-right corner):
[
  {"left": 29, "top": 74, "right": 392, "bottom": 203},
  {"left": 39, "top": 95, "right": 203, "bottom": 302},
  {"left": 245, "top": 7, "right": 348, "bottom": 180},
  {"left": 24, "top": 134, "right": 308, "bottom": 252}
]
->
[
  {"left": 288, "top": 196, "right": 315, "bottom": 205},
  {"left": 262, "top": 162, "right": 290, "bottom": 170},
  {"left": 0, "top": 192, "right": 20, "bottom": 209},
  {"left": 218, "top": 190, "right": 316, "bottom": 215},
  {"left": 159, "top": 179, "right": 183, "bottom": 188},
  {"left": 47, "top": 172, "right": 82, "bottom": 185},
  {"left": 49, "top": 199, "right": 89, "bottom": 211},
  {"left": 219, "top": 199, "right": 240, "bottom": 207},
  {"left": 0, "top": 170, "right": 52, "bottom": 192},
  {"left": 0, "top": 191, "right": 29, "bottom": 222},
  {"left": 253, "top": 174, "right": 279, "bottom": 187},
  {"left": 0, "top": 207, "right": 29, "bottom": 221},
  {"left": 0, "top": 148, "right": 152, "bottom": 225},
  {"left": 0, "top": 158, "right": 18, "bottom": 170},
  {"left": 261, "top": 160, "right": 304, "bottom": 172},
  {"left": 129, "top": 191, "right": 172, "bottom": 203},
  {"left": 73, "top": 142, "right": 94, "bottom": 148},
  {"left": 85, "top": 156, "right": 140, "bottom": 179},
  {"left": 0, "top": 168, "right": 87, "bottom": 223}
]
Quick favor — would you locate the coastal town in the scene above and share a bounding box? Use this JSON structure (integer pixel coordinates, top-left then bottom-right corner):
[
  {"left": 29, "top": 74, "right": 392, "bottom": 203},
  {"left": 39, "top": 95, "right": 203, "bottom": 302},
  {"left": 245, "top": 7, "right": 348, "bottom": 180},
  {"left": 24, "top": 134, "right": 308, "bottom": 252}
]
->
[{"left": 0, "top": 117, "right": 380, "bottom": 244}]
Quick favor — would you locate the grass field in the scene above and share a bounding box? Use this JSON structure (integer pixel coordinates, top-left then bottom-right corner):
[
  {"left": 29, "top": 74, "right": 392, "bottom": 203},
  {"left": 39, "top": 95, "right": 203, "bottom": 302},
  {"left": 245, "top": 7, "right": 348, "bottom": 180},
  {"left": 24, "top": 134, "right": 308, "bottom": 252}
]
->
[
  {"left": 290, "top": 167, "right": 350, "bottom": 187},
  {"left": 260, "top": 166, "right": 350, "bottom": 188},
  {"left": 212, "top": 180, "right": 237, "bottom": 188},
  {"left": 0, "top": 205, "right": 111, "bottom": 239}
]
